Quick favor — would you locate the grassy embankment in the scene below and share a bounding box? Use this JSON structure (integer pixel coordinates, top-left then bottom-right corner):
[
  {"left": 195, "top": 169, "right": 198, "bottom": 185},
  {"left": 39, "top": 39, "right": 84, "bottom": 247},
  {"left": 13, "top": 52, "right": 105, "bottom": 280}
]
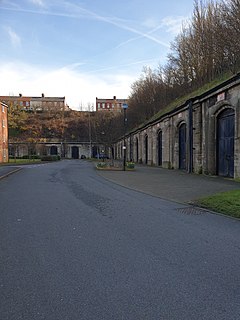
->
[{"left": 196, "top": 189, "right": 240, "bottom": 219}]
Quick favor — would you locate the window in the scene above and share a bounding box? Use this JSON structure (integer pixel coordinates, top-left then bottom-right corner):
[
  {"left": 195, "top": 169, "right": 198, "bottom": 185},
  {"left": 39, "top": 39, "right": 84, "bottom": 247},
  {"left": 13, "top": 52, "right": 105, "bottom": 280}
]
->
[
  {"left": 26, "top": 101, "right": 29, "bottom": 107},
  {"left": 98, "top": 103, "right": 100, "bottom": 109},
  {"left": 107, "top": 103, "right": 110, "bottom": 108},
  {"left": 20, "top": 101, "right": 23, "bottom": 106},
  {"left": 2, "top": 119, "right": 5, "bottom": 127},
  {"left": 2, "top": 104, "right": 5, "bottom": 113},
  {"left": 102, "top": 103, "right": 105, "bottom": 109}
]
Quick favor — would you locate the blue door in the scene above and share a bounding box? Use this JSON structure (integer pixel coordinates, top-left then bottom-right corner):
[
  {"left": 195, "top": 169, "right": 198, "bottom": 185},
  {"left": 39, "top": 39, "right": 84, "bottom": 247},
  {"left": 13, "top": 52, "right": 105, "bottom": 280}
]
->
[
  {"left": 72, "top": 146, "right": 79, "bottom": 159},
  {"left": 158, "top": 131, "right": 162, "bottom": 166},
  {"left": 145, "top": 136, "right": 148, "bottom": 164},
  {"left": 179, "top": 123, "right": 186, "bottom": 170},
  {"left": 217, "top": 109, "right": 235, "bottom": 177},
  {"left": 50, "top": 146, "right": 58, "bottom": 155},
  {"left": 136, "top": 138, "right": 139, "bottom": 162}
]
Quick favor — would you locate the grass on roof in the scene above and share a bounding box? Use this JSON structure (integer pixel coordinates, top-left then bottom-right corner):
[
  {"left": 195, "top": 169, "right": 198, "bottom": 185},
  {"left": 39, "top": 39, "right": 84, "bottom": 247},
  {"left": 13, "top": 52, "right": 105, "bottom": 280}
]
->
[{"left": 128, "top": 72, "right": 234, "bottom": 134}]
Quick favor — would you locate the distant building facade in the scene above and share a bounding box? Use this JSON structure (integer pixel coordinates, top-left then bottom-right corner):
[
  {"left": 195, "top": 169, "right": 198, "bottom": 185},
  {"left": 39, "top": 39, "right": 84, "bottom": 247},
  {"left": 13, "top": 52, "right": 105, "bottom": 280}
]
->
[
  {"left": 96, "top": 96, "right": 128, "bottom": 113},
  {"left": 8, "top": 141, "right": 106, "bottom": 160},
  {"left": 0, "top": 94, "right": 70, "bottom": 112},
  {"left": 0, "top": 102, "right": 8, "bottom": 163}
]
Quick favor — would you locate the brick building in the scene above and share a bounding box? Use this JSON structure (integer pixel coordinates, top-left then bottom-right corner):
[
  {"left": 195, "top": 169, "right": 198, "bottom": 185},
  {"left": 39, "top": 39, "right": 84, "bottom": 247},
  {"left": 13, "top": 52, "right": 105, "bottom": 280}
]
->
[
  {"left": 0, "top": 94, "right": 70, "bottom": 112},
  {"left": 96, "top": 96, "right": 128, "bottom": 113},
  {"left": 0, "top": 102, "right": 8, "bottom": 163}
]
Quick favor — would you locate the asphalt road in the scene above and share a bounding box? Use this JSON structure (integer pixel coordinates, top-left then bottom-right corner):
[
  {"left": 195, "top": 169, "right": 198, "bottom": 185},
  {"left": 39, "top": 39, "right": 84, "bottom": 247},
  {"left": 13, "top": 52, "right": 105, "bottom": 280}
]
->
[{"left": 0, "top": 160, "right": 240, "bottom": 320}]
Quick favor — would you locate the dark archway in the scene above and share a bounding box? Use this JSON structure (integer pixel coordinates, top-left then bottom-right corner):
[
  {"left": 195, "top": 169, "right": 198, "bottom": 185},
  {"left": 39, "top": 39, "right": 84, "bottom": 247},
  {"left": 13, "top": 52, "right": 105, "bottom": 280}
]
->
[
  {"left": 71, "top": 146, "right": 79, "bottom": 159},
  {"left": 136, "top": 137, "right": 139, "bottom": 163},
  {"left": 179, "top": 123, "right": 186, "bottom": 170},
  {"left": 145, "top": 135, "right": 148, "bottom": 164},
  {"left": 50, "top": 146, "right": 58, "bottom": 155},
  {"left": 217, "top": 108, "right": 235, "bottom": 177},
  {"left": 92, "top": 146, "right": 98, "bottom": 158},
  {"left": 158, "top": 130, "right": 163, "bottom": 166}
]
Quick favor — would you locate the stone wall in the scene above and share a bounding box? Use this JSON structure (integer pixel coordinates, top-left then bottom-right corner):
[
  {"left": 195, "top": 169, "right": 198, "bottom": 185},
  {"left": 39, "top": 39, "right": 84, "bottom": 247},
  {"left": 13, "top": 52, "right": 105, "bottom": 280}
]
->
[{"left": 114, "top": 74, "right": 240, "bottom": 178}]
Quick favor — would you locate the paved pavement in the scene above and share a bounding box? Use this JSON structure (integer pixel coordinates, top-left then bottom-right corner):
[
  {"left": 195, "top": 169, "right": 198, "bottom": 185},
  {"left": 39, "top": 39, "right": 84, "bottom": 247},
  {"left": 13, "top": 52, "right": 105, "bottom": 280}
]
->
[
  {"left": 1, "top": 161, "right": 240, "bottom": 204},
  {"left": 97, "top": 164, "right": 240, "bottom": 204}
]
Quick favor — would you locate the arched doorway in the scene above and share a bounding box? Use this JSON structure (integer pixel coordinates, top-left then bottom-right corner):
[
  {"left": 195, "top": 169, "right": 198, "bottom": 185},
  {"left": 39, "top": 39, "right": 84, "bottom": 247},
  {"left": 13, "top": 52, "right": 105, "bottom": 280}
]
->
[
  {"left": 135, "top": 137, "right": 139, "bottom": 163},
  {"left": 158, "top": 130, "right": 162, "bottom": 166},
  {"left": 217, "top": 108, "right": 235, "bottom": 177},
  {"left": 179, "top": 123, "right": 186, "bottom": 170},
  {"left": 50, "top": 146, "right": 58, "bottom": 155},
  {"left": 145, "top": 135, "right": 148, "bottom": 164},
  {"left": 71, "top": 146, "right": 79, "bottom": 159}
]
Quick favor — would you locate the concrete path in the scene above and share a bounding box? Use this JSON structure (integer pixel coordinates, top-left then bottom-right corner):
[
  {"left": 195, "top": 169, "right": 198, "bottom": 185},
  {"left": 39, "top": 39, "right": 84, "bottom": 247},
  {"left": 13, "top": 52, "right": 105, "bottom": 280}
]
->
[{"left": 97, "top": 165, "right": 240, "bottom": 204}]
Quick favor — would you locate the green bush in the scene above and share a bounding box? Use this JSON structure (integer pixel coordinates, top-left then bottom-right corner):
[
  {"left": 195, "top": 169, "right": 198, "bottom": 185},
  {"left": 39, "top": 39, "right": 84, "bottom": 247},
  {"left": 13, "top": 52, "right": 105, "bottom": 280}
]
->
[
  {"left": 96, "top": 162, "right": 108, "bottom": 168},
  {"left": 126, "top": 162, "right": 135, "bottom": 169},
  {"left": 41, "top": 155, "right": 60, "bottom": 161}
]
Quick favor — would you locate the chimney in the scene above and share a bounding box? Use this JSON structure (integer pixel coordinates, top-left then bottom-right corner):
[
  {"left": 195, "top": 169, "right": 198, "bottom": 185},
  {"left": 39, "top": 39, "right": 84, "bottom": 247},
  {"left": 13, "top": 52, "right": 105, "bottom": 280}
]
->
[
  {"left": 42, "top": 93, "right": 44, "bottom": 98},
  {"left": 113, "top": 96, "right": 116, "bottom": 100},
  {"left": 19, "top": 93, "right": 22, "bottom": 97}
]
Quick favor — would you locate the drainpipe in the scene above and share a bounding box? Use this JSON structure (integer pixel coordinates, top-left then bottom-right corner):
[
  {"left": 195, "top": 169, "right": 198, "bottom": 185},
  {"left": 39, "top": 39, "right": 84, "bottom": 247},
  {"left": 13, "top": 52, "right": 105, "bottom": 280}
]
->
[{"left": 188, "top": 99, "right": 193, "bottom": 173}]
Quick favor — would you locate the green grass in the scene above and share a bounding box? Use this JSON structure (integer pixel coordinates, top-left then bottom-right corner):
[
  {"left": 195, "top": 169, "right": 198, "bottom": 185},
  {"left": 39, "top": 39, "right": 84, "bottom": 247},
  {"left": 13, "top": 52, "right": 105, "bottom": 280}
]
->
[
  {"left": 196, "top": 190, "right": 240, "bottom": 218},
  {"left": 8, "top": 158, "right": 42, "bottom": 164},
  {"left": 128, "top": 72, "right": 234, "bottom": 135}
]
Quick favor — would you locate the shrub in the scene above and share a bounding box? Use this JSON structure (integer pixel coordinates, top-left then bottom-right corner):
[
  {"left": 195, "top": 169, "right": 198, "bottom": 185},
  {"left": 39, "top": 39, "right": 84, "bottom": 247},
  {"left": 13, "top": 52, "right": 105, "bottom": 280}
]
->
[
  {"left": 41, "top": 155, "right": 60, "bottom": 161},
  {"left": 96, "top": 162, "right": 108, "bottom": 169},
  {"left": 126, "top": 162, "right": 135, "bottom": 169}
]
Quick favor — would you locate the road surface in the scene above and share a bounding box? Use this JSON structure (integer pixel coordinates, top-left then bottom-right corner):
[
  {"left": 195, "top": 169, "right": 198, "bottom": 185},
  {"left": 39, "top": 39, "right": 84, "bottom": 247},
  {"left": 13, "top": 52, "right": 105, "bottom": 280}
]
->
[{"left": 0, "top": 160, "right": 240, "bottom": 319}]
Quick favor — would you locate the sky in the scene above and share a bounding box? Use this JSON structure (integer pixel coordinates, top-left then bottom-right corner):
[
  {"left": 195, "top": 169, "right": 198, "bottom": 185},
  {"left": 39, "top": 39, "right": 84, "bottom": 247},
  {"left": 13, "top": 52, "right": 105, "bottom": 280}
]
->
[{"left": 0, "top": 0, "right": 194, "bottom": 110}]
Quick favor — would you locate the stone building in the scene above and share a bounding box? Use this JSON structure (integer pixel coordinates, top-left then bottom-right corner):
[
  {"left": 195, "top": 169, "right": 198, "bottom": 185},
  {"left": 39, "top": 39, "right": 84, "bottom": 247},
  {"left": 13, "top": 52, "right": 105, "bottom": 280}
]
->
[
  {"left": 114, "top": 74, "right": 240, "bottom": 178},
  {"left": 8, "top": 141, "right": 106, "bottom": 160},
  {"left": 0, "top": 102, "right": 8, "bottom": 163}
]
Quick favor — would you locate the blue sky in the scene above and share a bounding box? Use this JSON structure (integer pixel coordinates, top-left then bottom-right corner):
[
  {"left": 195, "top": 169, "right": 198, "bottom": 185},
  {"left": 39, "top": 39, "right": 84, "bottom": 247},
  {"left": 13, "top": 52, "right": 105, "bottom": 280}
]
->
[{"left": 0, "top": 0, "right": 194, "bottom": 110}]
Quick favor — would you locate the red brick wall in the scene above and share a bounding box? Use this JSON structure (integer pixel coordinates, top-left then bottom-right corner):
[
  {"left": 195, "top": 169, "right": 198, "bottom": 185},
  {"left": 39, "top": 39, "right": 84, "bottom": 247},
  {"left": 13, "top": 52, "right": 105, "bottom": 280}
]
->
[{"left": 0, "top": 103, "right": 8, "bottom": 163}]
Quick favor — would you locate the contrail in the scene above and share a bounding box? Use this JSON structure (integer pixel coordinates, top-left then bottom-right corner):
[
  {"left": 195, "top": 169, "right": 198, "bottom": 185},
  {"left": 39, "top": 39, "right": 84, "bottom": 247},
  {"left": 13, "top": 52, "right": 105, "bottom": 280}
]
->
[{"left": 0, "top": 2, "right": 170, "bottom": 48}]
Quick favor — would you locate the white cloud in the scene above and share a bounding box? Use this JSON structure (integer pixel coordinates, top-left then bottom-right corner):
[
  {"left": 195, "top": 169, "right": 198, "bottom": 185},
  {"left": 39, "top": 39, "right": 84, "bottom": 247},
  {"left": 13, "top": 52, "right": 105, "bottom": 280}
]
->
[
  {"left": 142, "top": 18, "right": 159, "bottom": 29},
  {"left": 161, "top": 16, "right": 187, "bottom": 35},
  {"left": 5, "top": 26, "right": 21, "bottom": 48},
  {"left": 0, "top": 62, "right": 135, "bottom": 110},
  {"left": 29, "top": 0, "right": 45, "bottom": 7}
]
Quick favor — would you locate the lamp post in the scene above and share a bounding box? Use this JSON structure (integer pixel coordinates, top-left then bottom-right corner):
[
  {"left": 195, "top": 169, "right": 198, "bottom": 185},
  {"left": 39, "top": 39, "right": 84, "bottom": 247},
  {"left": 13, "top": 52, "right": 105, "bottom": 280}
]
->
[
  {"left": 122, "top": 103, "right": 128, "bottom": 171},
  {"left": 88, "top": 105, "right": 92, "bottom": 159}
]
